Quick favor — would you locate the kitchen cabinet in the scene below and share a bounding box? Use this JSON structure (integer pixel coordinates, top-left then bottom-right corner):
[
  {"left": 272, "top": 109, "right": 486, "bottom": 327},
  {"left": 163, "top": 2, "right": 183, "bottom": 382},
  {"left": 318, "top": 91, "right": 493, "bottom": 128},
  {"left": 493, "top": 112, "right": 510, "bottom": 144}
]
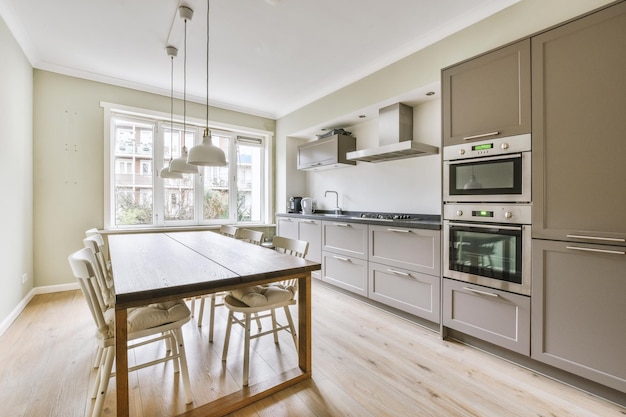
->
[
  {"left": 443, "top": 278, "right": 530, "bottom": 356},
  {"left": 322, "top": 220, "right": 368, "bottom": 296},
  {"left": 277, "top": 216, "right": 322, "bottom": 279},
  {"left": 368, "top": 225, "right": 440, "bottom": 322},
  {"left": 297, "top": 134, "right": 356, "bottom": 171},
  {"left": 531, "top": 239, "right": 626, "bottom": 393},
  {"left": 531, "top": 1, "right": 626, "bottom": 245},
  {"left": 442, "top": 39, "right": 531, "bottom": 147}
]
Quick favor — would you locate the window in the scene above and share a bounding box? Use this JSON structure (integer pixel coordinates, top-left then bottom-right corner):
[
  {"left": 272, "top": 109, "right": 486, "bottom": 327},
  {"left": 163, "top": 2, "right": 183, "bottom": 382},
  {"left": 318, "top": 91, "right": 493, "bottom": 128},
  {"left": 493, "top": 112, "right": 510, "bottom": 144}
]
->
[{"left": 103, "top": 103, "right": 271, "bottom": 229}]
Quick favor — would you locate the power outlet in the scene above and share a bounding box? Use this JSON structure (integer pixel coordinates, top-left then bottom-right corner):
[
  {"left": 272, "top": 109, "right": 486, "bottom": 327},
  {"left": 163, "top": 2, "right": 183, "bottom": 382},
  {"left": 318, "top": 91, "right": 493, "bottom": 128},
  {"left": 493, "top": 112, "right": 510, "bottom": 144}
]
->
[{"left": 22, "top": 273, "right": 28, "bottom": 284}]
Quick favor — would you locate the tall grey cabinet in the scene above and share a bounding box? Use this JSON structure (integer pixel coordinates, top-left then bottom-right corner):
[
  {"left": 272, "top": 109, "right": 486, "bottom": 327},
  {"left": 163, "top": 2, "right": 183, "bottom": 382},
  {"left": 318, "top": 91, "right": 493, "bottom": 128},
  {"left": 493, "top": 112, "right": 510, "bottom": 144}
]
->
[{"left": 531, "top": 1, "right": 626, "bottom": 394}]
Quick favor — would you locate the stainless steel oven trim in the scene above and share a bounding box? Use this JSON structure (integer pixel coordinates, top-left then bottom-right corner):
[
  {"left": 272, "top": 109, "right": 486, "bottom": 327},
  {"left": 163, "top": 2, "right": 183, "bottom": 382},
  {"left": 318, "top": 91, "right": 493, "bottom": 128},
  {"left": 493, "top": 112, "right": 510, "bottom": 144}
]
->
[
  {"left": 443, "top": 221, "right": 531, "bottom": 296},
  {"left": 443, "top": 150, "right": 531, "bottom": 203}
]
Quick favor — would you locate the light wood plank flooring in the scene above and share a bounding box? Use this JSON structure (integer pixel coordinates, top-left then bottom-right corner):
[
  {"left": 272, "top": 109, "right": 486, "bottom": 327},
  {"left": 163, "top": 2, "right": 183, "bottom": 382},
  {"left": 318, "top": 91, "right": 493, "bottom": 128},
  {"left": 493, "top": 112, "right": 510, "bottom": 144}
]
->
[{"left": 1, "top": 281, "right": 624, "bottom": 417}]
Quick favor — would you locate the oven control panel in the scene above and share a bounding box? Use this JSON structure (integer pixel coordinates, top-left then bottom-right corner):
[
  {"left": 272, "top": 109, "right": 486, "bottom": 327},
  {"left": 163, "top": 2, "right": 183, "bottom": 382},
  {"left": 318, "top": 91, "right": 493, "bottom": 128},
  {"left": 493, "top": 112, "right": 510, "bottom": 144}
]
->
[
  {"left": 444, "top": 203, "right": 531, "bottom": 224},
  {"left": 443, "top": 134, "right": 531, "bottom": 161}
]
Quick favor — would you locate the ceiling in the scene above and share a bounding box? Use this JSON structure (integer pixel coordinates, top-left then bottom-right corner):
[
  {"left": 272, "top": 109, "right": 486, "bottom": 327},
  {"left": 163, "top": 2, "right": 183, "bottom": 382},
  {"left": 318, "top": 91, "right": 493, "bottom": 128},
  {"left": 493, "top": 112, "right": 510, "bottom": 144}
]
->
[{"left": 0, "top": 0, "right": 518, "bottom": 120}]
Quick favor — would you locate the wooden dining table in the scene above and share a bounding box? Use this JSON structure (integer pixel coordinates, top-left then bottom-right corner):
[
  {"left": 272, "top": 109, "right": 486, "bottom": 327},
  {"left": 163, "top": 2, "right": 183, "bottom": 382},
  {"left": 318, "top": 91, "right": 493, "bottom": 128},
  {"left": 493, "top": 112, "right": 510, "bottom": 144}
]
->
[{"left": 107, "top": 230, "right": 321, "bottom": 417}]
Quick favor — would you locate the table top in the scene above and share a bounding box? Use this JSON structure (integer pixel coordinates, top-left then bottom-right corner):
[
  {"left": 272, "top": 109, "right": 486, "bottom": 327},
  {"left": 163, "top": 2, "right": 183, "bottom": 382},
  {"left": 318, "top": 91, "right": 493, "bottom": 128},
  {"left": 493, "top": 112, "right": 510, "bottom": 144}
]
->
[{"left": 108, "top": 231, "right": 321, "bottom": 307}]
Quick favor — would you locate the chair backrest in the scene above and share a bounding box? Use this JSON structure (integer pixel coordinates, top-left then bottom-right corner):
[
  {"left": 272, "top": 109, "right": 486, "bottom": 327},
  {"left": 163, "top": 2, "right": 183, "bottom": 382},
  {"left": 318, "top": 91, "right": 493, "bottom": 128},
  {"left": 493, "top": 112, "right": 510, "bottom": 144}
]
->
[
  {"left": 68, "top": 248, "right": 111, "bottom": 340},
  {"left": 272, "top": 236, "right": 309, "bottom": 258},
  {"left": 220, "top": 225, "right": 239, "bottom": 238},
  {"left": 237, "top": 228, "right": 264, "bottom": 245}
]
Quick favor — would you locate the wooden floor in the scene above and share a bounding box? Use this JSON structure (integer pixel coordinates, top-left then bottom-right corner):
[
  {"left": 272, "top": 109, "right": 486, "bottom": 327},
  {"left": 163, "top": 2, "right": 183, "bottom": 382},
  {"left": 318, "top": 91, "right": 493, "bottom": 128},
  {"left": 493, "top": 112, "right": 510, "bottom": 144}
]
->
[{"left": 1, "top": 281, "right": 624, "bottom": 417}]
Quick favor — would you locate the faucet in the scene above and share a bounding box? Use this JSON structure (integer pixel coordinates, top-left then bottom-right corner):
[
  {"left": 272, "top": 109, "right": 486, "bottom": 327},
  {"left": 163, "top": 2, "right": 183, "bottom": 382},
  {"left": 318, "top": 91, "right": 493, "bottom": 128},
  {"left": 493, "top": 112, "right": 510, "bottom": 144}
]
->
[{"left": 325, "top": 190, "right": 341, "bottom": 215}]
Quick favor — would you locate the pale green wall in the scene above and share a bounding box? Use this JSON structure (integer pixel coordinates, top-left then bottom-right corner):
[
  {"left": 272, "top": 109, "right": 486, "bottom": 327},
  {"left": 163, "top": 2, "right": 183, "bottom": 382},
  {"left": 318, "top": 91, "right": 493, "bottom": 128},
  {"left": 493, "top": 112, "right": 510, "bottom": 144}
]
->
[
  {"left": 33, "top": 71, "right": 275, "bottom": 288},
  {"left": 274, "top": 0, "right": 615, "bottom": 213},
  {"left": 0, "top": 15, "right": 33, "bottom": 323}
]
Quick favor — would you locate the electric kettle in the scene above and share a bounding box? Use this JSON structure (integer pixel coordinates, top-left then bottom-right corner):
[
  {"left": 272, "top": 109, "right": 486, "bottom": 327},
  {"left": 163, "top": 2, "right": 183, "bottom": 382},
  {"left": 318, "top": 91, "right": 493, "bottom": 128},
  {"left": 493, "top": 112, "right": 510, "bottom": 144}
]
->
[{"left": 301, "top": 197, "right": 315, "bottom": 214}]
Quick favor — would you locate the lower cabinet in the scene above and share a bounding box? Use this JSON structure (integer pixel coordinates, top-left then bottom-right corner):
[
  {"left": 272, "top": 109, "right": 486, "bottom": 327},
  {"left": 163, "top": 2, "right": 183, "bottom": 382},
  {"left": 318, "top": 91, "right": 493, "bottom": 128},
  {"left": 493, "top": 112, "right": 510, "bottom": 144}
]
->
[
  {"left": 369, "top": 262, "right": 439, "bottom": 323},
  {"left": 276, "top": 216, "right": 322, "bottom": 279},
  {"left": 531, "top": 239, "right": 626, "bottom": 393},
  {"left": 443, "top": 278, "right": 530, "bottom": 356},
  {"left": 322, "top": 252, "right": 368, "bottom": 296},
  {"left": 322, "top": 221, "right": 369, "bottom": 295}
]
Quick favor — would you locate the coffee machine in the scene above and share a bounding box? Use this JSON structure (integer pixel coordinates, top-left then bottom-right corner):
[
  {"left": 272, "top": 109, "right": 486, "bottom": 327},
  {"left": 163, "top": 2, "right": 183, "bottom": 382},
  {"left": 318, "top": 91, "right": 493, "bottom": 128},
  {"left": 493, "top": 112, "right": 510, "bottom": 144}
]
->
[{"left": 288, "top": 196, "right": 302, "bottom": 213}]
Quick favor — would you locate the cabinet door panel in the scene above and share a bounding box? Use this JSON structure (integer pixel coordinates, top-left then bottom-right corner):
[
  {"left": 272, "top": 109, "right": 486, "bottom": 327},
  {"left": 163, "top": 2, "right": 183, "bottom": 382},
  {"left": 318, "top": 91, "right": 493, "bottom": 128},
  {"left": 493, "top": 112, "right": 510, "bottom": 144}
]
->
[
  {"left": 442, "top": 39, "right": 531, "bottom": 146},
  {"left": 369, "top": 226, "right": 440, "bottom": 276},
  {"left": 298, "top": 220, "right": 322, "bottom": 263},
  {"left": 531, "top": 2, "right": 626, "bottom": 244},
  {"left": 369, "top": 262, "right": 439, "bottom": 323},
  {"left": 322, "top": 221, "right": 368, "bottom": 259},
  {"left": 322, "top": 251, "right": 368, "bottom": 296},
  {"left": 276, "top": 217, "right": 298, "bottom": 240},
  {"left": 531, "top": 239, "right": 626, "bottom": 392},
  {"left": 443, "top": 278, "right": 530, "bottom": 355}
]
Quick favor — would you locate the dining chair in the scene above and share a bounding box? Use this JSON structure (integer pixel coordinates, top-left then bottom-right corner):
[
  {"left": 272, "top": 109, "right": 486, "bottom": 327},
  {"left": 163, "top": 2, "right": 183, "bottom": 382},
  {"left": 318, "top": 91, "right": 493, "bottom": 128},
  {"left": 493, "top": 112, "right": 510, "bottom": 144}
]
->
[
  {"left": 85, "top": 228, "right": 112, "bottom": 276},
  {"left": 221, "top": 236, "right": 309, "bottom": 386},
  {"left": 236, "top": 228, "right": 264, "bottom": 245},
  {"left": 68, "top": 247, "right": 193, "bottom": 417},
  {"left": 192, "top": 224, "right": 241, "bottom": 341}
]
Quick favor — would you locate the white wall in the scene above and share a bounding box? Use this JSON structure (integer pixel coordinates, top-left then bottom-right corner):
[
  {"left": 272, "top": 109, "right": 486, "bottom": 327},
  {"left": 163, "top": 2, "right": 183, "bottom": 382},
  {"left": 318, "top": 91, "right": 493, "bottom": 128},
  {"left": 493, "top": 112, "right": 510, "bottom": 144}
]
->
[
  {"left": 307, "top": 100, "right": 441, "bottom": 214},
  {"left": 32, "top": 71, "right": 275, "bottom": 289},
  {"left": 0, "top": 16, "right": 33, "bottom": 323}
]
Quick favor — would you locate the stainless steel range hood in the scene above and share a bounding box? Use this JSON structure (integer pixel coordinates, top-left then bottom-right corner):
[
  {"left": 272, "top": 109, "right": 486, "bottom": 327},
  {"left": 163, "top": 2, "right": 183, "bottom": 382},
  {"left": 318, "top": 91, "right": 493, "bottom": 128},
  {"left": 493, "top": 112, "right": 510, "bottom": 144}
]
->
[{"left": 346, "top": 103, "right": 439, "bottom": 163}]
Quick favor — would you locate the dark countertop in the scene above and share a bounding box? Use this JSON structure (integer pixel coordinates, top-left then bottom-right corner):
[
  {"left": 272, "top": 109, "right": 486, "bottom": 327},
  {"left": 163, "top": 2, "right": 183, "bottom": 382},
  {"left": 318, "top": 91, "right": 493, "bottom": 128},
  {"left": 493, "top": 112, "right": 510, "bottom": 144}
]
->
[{"left": 276, "top": 211, "right": 441, "bottom": 230}]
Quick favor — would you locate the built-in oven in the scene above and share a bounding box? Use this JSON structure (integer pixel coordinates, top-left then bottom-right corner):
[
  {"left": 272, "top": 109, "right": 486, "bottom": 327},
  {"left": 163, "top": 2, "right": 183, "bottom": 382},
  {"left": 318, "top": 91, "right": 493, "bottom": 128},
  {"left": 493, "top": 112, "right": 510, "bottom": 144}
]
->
[
  {"left": 443, "top": 134, "right": 531, "bottom": 203},
  {"left": 443, "top": 203, "right": 531, "bottom": 296}
]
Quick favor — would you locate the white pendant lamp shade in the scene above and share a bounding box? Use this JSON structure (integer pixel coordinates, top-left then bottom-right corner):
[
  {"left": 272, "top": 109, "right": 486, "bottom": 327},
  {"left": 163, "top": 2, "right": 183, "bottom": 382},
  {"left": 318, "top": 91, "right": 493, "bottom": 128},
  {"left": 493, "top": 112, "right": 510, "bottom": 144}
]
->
[
  {"left": 169, "top": 146, "right": 199, "bottom": 173},
  {"left": 159, "top": 165, "right": 183, "bottom": 178},
  {"left": 188, "top": 129, "right": 227, "bottom": 166},
  {"left": 188, "top": 0, "right": 227, "bottom": 167}
]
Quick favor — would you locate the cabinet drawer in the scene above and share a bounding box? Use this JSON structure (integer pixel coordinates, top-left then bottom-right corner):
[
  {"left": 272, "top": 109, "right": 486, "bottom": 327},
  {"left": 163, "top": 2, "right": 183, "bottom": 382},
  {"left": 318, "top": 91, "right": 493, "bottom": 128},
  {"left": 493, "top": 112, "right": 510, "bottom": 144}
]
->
[
  {"left": 369, "top": 225, "right": 440, "bottom": 276},
  {"left": 443, "top": 278, "right": 530, "bottom": 355},
  {"left": 369, "top": 262, "right": 440, "bottom": 323},
  {"left": 322, "top": 251, "right": 368, "bottom": 297},
  {"left": 322, "top": 221, "right": 368, "bottom": 260}
]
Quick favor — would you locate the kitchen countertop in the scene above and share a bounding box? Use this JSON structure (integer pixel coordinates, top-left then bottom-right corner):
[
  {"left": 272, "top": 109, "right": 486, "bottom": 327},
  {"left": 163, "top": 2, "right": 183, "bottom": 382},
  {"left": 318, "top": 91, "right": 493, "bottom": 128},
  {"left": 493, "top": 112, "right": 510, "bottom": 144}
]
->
[{"left": 276, "top": 211, "right": 441, "bottom": 230}]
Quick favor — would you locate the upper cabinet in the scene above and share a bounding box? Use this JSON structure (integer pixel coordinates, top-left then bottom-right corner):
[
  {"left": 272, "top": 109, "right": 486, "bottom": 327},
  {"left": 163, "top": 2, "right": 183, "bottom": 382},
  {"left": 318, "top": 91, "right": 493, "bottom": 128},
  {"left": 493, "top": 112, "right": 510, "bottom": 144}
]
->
[
  {"left": 531, "top": 1, "right": 626, "bottom": 244},
  {"left": 442, "top": 39, "right": 531, "bottom": 147},
  {"left": 297, "top": 134, "right": 356, "bottom": 171}
]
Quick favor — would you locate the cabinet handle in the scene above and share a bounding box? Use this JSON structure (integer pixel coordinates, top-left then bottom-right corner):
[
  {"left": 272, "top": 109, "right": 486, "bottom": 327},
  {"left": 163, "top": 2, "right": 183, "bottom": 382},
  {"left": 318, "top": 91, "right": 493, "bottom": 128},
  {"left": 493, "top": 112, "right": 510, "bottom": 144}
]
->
[
  {"left": 387, "top": 268, "right": 411, "bottom": 277},
  {"left": 334, "top": 223, "right": 351, "bottom": 227},
  {"left": 566, "top": 246, "right": 625, "bottom": 255},
  {"left": 333, "top": 255, "right": 351, "bottom": 262},
  {"left": 463, "top": 131, "right": 500, "bottom": 141},
  {"left": 462, "top": 286, "right": 499, "bottom": 297},
  {"left": 302, "top": 220, "right": 316, "bottom": 224},
  {"left": 566, "top": 234, "right": 625, "bottom": 243},
  {"left": 387, "top": 228, "right": 410, "bottom": 233}
]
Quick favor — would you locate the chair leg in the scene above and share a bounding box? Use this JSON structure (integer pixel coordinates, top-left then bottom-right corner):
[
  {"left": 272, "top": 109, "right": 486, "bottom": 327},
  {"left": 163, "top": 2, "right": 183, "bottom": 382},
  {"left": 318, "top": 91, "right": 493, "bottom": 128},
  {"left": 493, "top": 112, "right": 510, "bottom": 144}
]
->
[
  {"left": 172, "top": 328, "right": 193, "bottom": 404},
  {"left": 243, "top": 313, "right": 251, "bottom": 387},
  {"left": 93, "top": 345, "right": 103, "bottom": 368},
  {"left": 92, "top": 346, "right": 114, "bottom": 417},
  {"left": 222, "top": 310, "right": 234, "bottom": 361},
  {"left": 270, "top": 309, "right": 279, "bottom": 344},
  {"left": 169, "top": 331, "right": 180, "bottom": 373},
  {"left": 208, "top": 293, "right": 216, "bottom": 342},
  {"left": 284, "top": 306, "right": 298, "bottom": 351},
  {"left": 190, "top": 297, "right": 196, "bottom": 318},
  {"left": 198, "top": 296, "right": 206, "bottom": 327},
  {"left": 254, "top": 312, "right": 262, "bottom": 331}
]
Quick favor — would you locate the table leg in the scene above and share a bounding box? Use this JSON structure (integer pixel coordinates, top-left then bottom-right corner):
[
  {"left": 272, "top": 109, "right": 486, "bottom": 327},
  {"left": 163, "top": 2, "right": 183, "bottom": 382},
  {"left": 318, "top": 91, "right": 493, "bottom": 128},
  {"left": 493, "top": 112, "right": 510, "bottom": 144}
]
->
[
  {"left": 297, "top": 273, "right": 312, "bottom": 373},
  {"left": 115, "top": 307, "right": 129, "bottom": 417}
]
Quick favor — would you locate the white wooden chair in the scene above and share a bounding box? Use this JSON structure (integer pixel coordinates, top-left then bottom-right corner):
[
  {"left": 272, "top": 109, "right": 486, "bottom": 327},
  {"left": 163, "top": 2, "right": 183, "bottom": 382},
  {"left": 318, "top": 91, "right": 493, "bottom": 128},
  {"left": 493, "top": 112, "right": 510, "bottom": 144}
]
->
[
  {"left": 236, "top": 228, "right": 264, "bottom": 245},
  {"left": 221, "top": 236, "right": 309, "bottom": 386},
  {"left": 68, "top": 247, "right": 193, "bottom": 417},
  {"left": 192, "top": 225, "right": 241, "bottom": 341}
]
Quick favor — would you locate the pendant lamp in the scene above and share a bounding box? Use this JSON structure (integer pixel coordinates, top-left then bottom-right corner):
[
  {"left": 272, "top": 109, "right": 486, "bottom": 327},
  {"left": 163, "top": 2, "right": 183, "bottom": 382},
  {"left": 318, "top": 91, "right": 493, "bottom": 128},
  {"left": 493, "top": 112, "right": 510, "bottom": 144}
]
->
[
  {"left": 159, "top": 45, "right": 184, "bottom": 179},
  {"left": 187, "top": 0, "right": 227, "bottom": 167},
  {"left": 169, "top": 6, "right": 199, "bottom": 174}
]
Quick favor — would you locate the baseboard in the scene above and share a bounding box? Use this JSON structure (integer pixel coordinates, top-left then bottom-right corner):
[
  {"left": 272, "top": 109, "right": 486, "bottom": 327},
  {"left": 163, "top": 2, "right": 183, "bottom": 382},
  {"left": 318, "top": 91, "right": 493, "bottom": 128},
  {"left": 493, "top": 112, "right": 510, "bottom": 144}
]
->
[{"left": 0, "top": 282, "right": 80, "bottom": 336}]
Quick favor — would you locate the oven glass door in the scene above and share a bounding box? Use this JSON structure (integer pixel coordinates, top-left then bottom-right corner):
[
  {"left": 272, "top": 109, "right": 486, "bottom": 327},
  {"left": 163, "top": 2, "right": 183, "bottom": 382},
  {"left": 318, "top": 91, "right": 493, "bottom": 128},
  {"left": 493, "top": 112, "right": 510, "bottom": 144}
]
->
[
  {"left": 444, "top": 152, "right": 530, "bottom": 202},
  {"left": 447, "top": 222, "right": 523, "bottom": 285}
]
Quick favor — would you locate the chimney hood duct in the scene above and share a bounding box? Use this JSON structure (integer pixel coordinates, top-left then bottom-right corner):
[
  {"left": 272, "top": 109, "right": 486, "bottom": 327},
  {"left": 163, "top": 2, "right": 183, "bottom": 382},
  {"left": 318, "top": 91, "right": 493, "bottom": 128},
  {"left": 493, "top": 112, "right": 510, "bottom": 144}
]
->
[{"left": 346, "top": 103, "right": 439, "bottom": 163}]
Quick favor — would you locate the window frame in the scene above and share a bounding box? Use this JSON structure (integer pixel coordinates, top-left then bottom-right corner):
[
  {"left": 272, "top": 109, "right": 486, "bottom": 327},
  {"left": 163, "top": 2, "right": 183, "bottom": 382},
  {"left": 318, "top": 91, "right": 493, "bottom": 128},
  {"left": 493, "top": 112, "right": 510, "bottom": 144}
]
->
[{"left": 102, "top": 102, "right": 273, "bottom": 230}]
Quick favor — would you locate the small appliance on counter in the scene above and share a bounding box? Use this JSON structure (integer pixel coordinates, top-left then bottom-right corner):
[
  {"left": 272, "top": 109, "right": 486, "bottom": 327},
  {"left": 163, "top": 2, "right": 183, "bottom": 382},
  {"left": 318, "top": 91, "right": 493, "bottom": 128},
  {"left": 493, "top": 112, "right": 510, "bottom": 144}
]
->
[
  {"left": 288, "top": 196, "right": 302, "bottom": 213},
  {"left": 301, "top": 197, "right": 315, "bottom": 214}
]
